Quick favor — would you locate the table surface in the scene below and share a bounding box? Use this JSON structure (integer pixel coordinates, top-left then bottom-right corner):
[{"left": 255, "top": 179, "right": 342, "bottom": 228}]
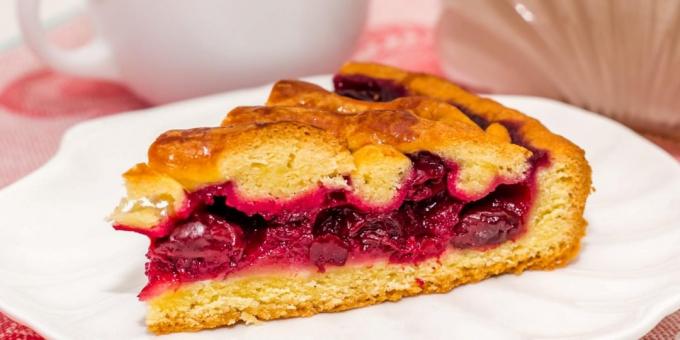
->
[{"left": 0, "top": 1, "right": 678, "bottom": 339}]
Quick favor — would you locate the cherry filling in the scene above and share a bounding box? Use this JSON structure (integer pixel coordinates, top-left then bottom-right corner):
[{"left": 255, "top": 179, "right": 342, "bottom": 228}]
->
[{"left": 132, "top": 151, "right": 540, "bottom": 299}]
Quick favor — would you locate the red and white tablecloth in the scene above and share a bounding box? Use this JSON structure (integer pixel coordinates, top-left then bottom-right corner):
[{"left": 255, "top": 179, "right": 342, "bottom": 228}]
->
[{"left": 0, "top": 1, "right": 678, "bottom": 338}]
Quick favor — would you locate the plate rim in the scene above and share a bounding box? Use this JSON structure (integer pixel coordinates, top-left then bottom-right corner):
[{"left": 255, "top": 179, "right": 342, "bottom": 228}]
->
[{"left": 1, "top": 76, "right": 679, "bottom": 339}]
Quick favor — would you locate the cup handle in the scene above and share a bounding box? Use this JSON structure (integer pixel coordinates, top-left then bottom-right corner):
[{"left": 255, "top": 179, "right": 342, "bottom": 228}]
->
[{"left": 16, "top": 0, "right": 120, "bottom": 80}]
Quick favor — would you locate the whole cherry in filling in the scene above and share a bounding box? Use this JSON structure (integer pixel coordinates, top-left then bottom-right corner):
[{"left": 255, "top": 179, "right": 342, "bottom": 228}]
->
[
  {"left": 138, "top": 151, "right": 537, "bottom": 298},
  {"left": 147, "top": 208, "right": 245, "bottom": 284}
]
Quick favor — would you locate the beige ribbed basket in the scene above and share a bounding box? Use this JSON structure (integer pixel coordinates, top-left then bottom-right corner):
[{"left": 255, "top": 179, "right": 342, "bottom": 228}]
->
[{"left": 436, "top": 0, "right": 680, "bottom": 140}]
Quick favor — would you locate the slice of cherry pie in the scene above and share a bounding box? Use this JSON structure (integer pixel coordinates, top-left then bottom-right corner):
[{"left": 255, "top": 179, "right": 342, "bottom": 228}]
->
[{"left": 110, "top": 62, "right": 591, "bottom": 334}]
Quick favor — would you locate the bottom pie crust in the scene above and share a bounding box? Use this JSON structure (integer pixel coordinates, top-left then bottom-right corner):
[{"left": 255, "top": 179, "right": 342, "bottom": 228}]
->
[{"left": 147, "top": 229, "right": 581, "bottom": 334}]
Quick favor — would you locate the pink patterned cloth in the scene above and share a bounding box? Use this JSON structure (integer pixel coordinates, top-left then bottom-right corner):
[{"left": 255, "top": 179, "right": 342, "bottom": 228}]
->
[{"left": 0, "top": 1, "right": 678, "bottom": 339}]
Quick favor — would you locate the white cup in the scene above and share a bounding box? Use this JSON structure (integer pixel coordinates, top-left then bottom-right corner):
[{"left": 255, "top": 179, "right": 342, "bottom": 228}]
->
[{"left": 17, "top": 0, "right": 368, "bottom": 103}]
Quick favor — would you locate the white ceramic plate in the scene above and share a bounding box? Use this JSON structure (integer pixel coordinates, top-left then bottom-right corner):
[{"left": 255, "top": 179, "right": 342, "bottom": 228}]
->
[{"left": 1, "top": 76, "right": 679, "bottom": 340}]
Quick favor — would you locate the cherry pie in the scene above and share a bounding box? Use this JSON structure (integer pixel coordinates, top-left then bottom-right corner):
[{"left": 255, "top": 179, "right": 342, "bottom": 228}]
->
[{"left": 110, "top": 62, "right": 591, "bottom": 333}]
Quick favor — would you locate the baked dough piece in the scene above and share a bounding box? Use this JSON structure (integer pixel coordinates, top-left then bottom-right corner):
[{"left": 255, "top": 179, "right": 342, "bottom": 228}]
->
[{"left": 110, "top": 62, "right": 591, "bottom": 334}]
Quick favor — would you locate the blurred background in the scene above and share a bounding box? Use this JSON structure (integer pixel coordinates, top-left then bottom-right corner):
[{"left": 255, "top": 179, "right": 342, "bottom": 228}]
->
[
  {"left": 0, "top": 0, "right": 442, "bottom": 188},
  {"left": 0, "top": 1, "right": 678, "bottom": 338}
]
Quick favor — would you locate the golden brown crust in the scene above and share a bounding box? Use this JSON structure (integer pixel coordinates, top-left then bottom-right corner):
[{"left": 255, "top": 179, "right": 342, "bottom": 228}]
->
[
  {"left": 113, "top": 79, "right": 534, "bottom": 228},
  {"left": 266, "top": 80, "right": 478, "bottom": 127},
  {"left": 147, "top": 122, "right": 355, "bottom": 195}
]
